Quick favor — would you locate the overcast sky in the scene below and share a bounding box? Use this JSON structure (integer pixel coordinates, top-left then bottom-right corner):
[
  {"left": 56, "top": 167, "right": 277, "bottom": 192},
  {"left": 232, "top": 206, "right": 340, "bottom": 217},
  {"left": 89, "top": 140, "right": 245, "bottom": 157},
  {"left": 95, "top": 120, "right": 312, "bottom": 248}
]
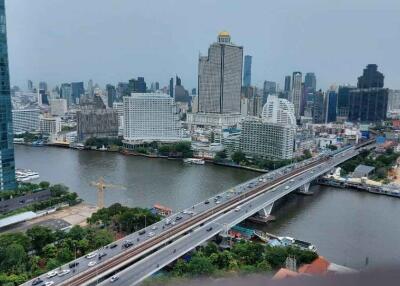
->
[{"left": 5, "top": 0, "right": 400, "bottom": 91}]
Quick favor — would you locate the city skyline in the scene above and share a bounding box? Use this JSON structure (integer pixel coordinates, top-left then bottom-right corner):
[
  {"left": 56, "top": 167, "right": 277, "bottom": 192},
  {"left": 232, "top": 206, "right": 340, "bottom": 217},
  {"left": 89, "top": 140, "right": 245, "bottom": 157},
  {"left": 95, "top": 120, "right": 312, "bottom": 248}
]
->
[{"left": 5, "top": 0, "right": 400, "bottom": 91}]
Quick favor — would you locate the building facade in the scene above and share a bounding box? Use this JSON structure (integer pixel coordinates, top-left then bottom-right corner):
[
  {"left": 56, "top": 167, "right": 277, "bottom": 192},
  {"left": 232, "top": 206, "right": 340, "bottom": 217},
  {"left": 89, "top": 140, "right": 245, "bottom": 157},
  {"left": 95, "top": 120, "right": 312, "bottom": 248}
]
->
[
  {"left": 12, "top": 109, "right": 40, "bottom": 134},
  {"left": 240, "top": 119, "right": 294, "bottom": 160},
  {"left": 71, "top": 82, "right": 84, "bottom": 104},
  {"left": 39, "top": 116, "right": 61, "bottom": 135},
  {"left": 77, "top": 109, "right": 119, "bottom": 141},
  {"left": 0, "top": 1, "right": 16, "bottom": 190},
  {"left": 348, "top": 64, "right": 388, "bottom": 123},
  {"left": 291, "top": 71, "right": 302, "bottom": 119},
  {"left": 50, "top": 98, "right": 68, "bottom": 116},
  {"left": 337, "top": 85, "right": 355, "bottom": 119},
  {"left": 128, "top": 77, "right": 147, "bottom": 94},
  {"left": 325, "top": 88, "right": 337, "bottom": 123},
  {"left": 123, "top": 93, "right": 181, "bottom": 143},
  {"left": 106, "top": 84, "right": 117, "bottom": 108},
  {"left": 261, "top": 95, "right": 296, "bottom": 125},
  {"left": 243, "top": 55, "right": 252, "bottom": 87},
  {"left": 198, "top": 32, "right": 243, "bottom": 114},
  {"left": 263, "top": 80, "right": 277, "bottom": 105}
]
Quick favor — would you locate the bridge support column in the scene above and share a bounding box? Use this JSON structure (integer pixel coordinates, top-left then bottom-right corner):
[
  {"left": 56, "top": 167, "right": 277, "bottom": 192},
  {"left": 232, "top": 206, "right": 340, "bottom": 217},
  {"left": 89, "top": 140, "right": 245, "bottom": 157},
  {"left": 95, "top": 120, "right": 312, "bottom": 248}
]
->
[
  {"left": 258, "top": 202, "right": 274, "bottom": 217},
  {"left": 297, "top": 182, "right": 313, "bottom": 195},
  {"left": 247, "top": 203, "right": 275, "bottom": 224}
]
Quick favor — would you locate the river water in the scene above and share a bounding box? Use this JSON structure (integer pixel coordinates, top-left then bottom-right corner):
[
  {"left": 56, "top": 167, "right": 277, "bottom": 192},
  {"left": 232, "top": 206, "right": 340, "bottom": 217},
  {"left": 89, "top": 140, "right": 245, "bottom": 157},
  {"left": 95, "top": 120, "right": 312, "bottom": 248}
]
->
[{"left": 14, "top": 145, "right": 400, "bottom": 269}]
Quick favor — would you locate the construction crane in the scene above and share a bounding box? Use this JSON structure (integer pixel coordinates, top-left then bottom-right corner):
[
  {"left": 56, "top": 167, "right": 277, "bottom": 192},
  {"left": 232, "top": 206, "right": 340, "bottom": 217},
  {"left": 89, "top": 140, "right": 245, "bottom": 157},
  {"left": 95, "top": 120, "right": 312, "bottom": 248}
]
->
[{"left": 90, "top": 177, "right": 126, "bottom": 209}]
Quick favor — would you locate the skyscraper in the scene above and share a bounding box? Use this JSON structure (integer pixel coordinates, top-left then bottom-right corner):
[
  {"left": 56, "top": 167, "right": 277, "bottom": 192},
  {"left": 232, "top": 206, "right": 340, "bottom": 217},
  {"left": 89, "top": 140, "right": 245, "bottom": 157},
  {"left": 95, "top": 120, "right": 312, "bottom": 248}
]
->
[
  {"left": 169, "top": 77, "right": 174, "bottom": 97},
  {"left": 60, "top": 83, "right": 73, "bottom": 107},
  {"left": 243, "top": 55, "right": 252, "bottom": 87},
  {"left": 106, "top": 84, "right": 117, "bottom": 108},
  {"left": 0, "top": 1, "right": 16, "bottom": 190},
  {"left": 198, "top": 32, "right": 243, "bottom": 114},
  {"left": 27, "top": 80, "right": 33, "bottom": 92},
  {"left": 284, "top": 76, "right": 291, "bottom": 92},
  {"left": 128, "top": 77, "right": 147, "bottom": 94},
  {"left": 39, "top": 81, "right": 48, "bottom": 92},
  {"left": 313, "top": 90, "right": 325, "bottom": 124},
  {"left": 348, "top": 64, "right": 388, "bottom": 123},
  {"left": 263, "top": 81, "right": 277, "bottom": 105},
  {"left": 71, "top": 82, "right": 84, "bottom": 104},
  {"left": 325, "top": 87, "right": 338, "bottom": 123},
  {"left": 304, "top": 73, "right": 316, "bottom": 93},
  {"left": 291, "top": 71, "right": 302, "bottom": 119},
  {"left": 337, "top": 85, "right": 355, "bottom": 119}
]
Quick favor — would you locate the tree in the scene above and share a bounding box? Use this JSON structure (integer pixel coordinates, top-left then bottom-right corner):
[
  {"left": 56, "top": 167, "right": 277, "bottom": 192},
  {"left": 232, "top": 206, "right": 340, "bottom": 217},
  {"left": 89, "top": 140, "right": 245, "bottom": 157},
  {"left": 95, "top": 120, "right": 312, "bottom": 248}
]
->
[
  {"left": 231, "top": 241, "right": 264, "bottom": 265},
  {"left": 303, "top": 149, "right": 312, "bottom": 159},
  {"left": 49, "top": 184, "right": 69, "bottom": 197},
  {"left": 172, "top": 259, "right": 188, "bottom": 277},
  {"left": 187, "top": 255, "right": 216, "bottom": 276},
  {"left": 56, "top": 247, "right": 73, "bottom": 263},
  {"left": 91, "top": 229, "right": 114, "bottom": 248},
  {"left": 0, "top": 243, "right": 27, "bottom": 272},
  {"left": 203, "top": 242, "right": 219, "bottom": 257},
  {"left": 214, "top": 150, "right": 227, "bottom": 162},
  {"left": 231, "top": 151, "right": 246, "bottom": 164},
  {"left": 26, "top": 226, "right": 55, "bottom": 254},
  {"left": 158, "top": 145, "right": 171, "bottom": 156},
  {"left": 0, "top": 233, "right": 30, "bottom": 251},
  {"left": 265, "top": 246, "right": 288, "bottom": 268},
  {"left": 39, "top": 181, "right": 50, "bottom": 189},
  {"left": 42, "top": 245, "right": 57, "bottom": 259}
]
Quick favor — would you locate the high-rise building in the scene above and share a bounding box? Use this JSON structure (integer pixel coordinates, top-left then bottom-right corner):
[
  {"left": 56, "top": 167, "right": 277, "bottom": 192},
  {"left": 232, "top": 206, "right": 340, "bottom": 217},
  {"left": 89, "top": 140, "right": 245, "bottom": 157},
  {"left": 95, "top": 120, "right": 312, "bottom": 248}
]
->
[
  {"left": 388, "top": 90, "right": 400, "bottom": 112},
  {"left": 12, "top": 109, "right": 40, "bottom": 134},
  {"left": 198, "top": 31, "right": 243, "bottom": 114},
  {"left": 263, "top": 81, "right": 277, "bottom": 105},
  {"left": 169, "top": 77, "right": 174, "bottom": 97},
  {"left": 128, "top": 77, "right": 147, "bottom": 94},
  {"left": 39, "top": 81, "right": 48, "bottom": 92},
  {"left": 348, "top": 64, "right": 388, "bottom": 123},
  {"left": 261, "top": 95, "right": 296, "bottom": 125},
  {"left": 291, "top": 72, "right": 302, "bottom": 119},
  {"left": 123, "top": 93, "right": 181, "bottom": 144},
  {"left": 0, "top": 1, "right": 16, "bottom": 190},
  {"left": 50, "top": 99, "right": 68, "bottom": 116},
  {"left": 284, "top": 75, "right": 291, "bottom": 92},
  {"left": 71, "top": 82, "right": 84, "bottom": 104},
  {"left": 304, "top": 73, "right": 316, "bottom": 93},
  {"left": 39, "top": 116, "right": 61, "bottom": 135},
  {"left": 240, "top": 119, "right": 295, "bottom": 160},
  {"left": 106, "top": 84, "right": 116, "bottom": 108},
  {"left": 325, "top": 87, "right": 338, "bottom": 123},
  {"left": 77, "top": 109, "right": 118, "bottom": 142},
  {"left": 27, "top": 80, "right": 33, "bottom": 92},
  {"left": 116, "top": 82, "right": 129, "bottom": 100},
  {"left": 312, "top": 90, "right": 325, "bottom": 124},
  {"left": 191, "top": 88, "right": 197, "bottom": 96},
  {"left": 87, "top": 79, "right": 94, "bottom": 98},
  {"left": 60, "top": 83, "right": 73, "bottom": 106},
  {"left": 243, "top": 55, "right": 252, "bottom": 87},
  {"left": 337, "top": 85, "right": 355, "bottom": 119},
  {"left": 174, "top": 76, "right": 190, "bottom": 104},
  {"left": 113, "top": 102, "right": 124, "bottom": 136},
  {"left": 38, "top": 89, "right": 49, "bottom": 106}
]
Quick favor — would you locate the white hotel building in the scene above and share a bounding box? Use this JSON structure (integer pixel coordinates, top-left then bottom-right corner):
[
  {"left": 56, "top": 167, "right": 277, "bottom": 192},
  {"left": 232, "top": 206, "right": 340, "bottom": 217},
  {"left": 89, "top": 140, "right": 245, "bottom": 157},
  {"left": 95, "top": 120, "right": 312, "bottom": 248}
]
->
[
  {"left": 123, "top": 93, "right": 182, "bottom": 147},
  {"left": 12, "top": 109, "right": 40, "bottom": 134}
]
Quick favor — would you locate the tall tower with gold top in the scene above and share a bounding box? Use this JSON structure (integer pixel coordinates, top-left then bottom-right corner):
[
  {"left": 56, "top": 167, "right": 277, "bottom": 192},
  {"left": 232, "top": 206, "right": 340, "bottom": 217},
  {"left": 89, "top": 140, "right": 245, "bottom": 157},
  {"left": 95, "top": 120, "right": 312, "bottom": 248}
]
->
[{"left": 198, "top": 31, "right": 243, "bottom": 114}]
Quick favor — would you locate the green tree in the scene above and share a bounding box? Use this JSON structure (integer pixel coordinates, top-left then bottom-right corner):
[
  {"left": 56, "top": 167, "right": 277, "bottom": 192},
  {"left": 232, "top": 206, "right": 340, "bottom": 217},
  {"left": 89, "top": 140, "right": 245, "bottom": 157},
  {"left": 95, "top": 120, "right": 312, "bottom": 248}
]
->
[
  {"left": 187, "top": 255, "right": 216, "bottom": 276},
  {"left": 265, "top": 246, "right": 287, "bottom": 268},
  {"left": 91, "top": 229, "right": 114, "bottom": 248},
  {"left": 0, "top": 232, "right": 30, "bottom": 251},
  {"left": 42, "top": 244, "right": 58, "bottom": 259},
  {"left": 49, "top": 184, "right": 69, "bottom": 197},
  {"left": 39, "top": 181, "right": 50, "bottom": 189},
  {"left": 203, "top": 242, "right": 219, "bottom": 257},
  {"left": 214, "top": 150, "right": 227, "bottom": 162},
  {"left": 231, "top": 151, "right": 246, "bottom": 164},
  {"left": 0, "top": 243, "right": 27, "bottom": 272},
  {"left": 231, "top": 241, "right": 264, "bottom": 265},
  {"left": 172, "top": 259, "right": 188, "bottom": 277},
  {"left": 26, "top": 226, "right": 55, "bottom": 254},
  {"left": 56, "top": 247, "right": 73, "bottom": 263},
  {"left": 158, "top": 145, "right": 171, "bottom": 156}
]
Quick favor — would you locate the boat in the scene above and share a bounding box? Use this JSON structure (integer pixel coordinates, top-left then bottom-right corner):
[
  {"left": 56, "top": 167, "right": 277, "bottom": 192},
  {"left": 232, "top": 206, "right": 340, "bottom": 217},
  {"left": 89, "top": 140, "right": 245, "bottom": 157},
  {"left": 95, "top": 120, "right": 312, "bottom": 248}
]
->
[
  {"left": 70, "top": 143, "right": 85, "bottom": 150},
  {"left": 16, "top": 169, "right": 40, "bottom": 182},
  {"left": 98, "top": 145, "right": 108, "bottom": 151},
  {"left": 31, "top": 140, "right": 44, "bottom": 147},
  {"left": 254, "top": 230, "right": 317, "bottom": 252},
  {"left": 183, "top": 158, "right": 205, "bottom": 165}
]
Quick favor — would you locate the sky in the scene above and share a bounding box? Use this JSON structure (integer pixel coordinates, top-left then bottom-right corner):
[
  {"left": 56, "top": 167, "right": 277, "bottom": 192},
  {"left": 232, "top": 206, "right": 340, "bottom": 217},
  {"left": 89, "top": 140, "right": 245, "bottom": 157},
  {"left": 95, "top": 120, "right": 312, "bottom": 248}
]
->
[{"left": 5, "top": 0, "right": 400, "bottom": 91}]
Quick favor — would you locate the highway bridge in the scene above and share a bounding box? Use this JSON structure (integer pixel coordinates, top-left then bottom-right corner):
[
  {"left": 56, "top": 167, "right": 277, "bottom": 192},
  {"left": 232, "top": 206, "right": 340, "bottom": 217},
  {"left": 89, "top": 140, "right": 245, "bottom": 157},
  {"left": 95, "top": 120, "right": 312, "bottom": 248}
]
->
[{"left": 24, "top": 141, "right": 374, "bottom": 286}]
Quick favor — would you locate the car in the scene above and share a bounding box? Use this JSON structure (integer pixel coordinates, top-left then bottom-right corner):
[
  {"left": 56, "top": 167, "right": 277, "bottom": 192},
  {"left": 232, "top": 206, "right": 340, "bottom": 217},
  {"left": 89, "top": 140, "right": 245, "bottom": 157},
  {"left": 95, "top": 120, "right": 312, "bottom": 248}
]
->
[
  {"left": 85, "top": 252, "right": 97, "bottom": 259},
  {"left": 68, "top": 262, "right": 79, "bottom": 268},
  {"left": 290, "top": 179, "right": 295, "bottom": 182},
  {"left": 88, "top": 261, "right": 97, "bottom": 267},
  {"left": 199, "top": 222, "right": 204, "bottom": 227},
  {"left": 110, "top": 275, "right": 119, "bottom": 283},
  {"left": 46, "top": 271, "right": 58, "bottom": 278},
  {"left": 148, "top": 232, "right": 155, "bottom": 237},
  {"left": 151, "top": 225, "right": 158, "bottom": 230},
  {"left": 206, "top": 227, "right": 213, "bottom": 232},
  {"left": 226, "top": 194, "right": 231, "bottom": 198},
  {"left": 139, "top": 229, "right": 146, "bottom": 235},
  {"left": 285, "top": 186, "right": 290, "bottom": 190},
  {"left": 110, "top": 243, "right": 118, "bottom": 249},
  {"left": 123, "top": 240, "right": 133, "bottom": 248},
  {"left": 57, "top": 269, "right": 70, "bottom": 277},
  {"left": 204, "top": 200, "right": 210, "bottom": 204},
  {"left": 165, "top": 219, "right": 171, "bottom": 225},
  {"left": 215, "top": 200, "right": 221, "bottom": 204},
  {"left": 171, "top": 221, "right": 176, "bottom": 225},
  {"left": 44, "top": 282, "right": 54, "bottom": 286},
  {"left": 98, "top": 252, "right": 107, "bottom": 259},
  {"left": 234, "top": 206, "right": 241, "bottom": 212},
  {"left": 31, "top": 278, "right": 43, "bottom": 285},
  {"left": 175, "top": 216, "right": 182, "bottom": 221}
]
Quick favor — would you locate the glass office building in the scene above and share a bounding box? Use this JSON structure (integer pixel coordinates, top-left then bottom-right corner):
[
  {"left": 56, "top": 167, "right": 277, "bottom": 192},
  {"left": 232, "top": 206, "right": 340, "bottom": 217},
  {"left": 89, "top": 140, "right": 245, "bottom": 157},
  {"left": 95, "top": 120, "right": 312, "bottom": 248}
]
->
[{"left": 0, "top": 0, "right": 16, "bottom": 190}]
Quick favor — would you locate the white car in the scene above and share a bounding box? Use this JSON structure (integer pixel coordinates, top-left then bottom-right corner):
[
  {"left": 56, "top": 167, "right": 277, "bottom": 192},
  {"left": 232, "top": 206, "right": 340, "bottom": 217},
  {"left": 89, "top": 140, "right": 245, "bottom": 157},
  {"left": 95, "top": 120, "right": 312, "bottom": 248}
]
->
[
  {"left": 148, "top": 232, "right": 155, "bottom": 237},
  {"left": 57, "top": 269, "right": 70, "bottom": 277},
  {"left": 285, "top": 186, "right": 290, "bottom": 190},
  {"left": 45, "top": 282, "right": 54, "bottom": 286},
  {"left": 215, "top": 201, "right": 221, "bottom": 204},
  {"left": 151, "top": 225, "right": 158, "bottom": 230},
  {"left": 234, "top": 206, "right": 241, "bottom": 212},
  {"left": 110, "top": 275, "right": 119, "bottom": 283},
  {"left": 46, "top": 271, "right": 57, "bottom": 278},
  {"left": 85, "top": 252, "right": 97, "bottom": 259},
  {"left": 88, "top": 261, "right": 97, "bottom": 267}
]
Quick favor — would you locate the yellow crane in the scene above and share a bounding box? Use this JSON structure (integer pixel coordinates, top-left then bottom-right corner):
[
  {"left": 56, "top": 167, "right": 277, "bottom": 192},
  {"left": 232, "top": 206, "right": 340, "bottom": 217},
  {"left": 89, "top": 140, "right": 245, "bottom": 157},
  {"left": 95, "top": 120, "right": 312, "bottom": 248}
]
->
[{"left": 90, "top": 177, "right": 126, "bottom": 209}]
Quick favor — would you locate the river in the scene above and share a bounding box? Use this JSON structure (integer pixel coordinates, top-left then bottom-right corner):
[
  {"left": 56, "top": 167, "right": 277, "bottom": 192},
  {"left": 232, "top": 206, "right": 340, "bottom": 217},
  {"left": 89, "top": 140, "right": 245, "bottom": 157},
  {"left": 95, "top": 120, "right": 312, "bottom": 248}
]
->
[{"left": 14, "top": 145, "right": 400, "bottom": 269}]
